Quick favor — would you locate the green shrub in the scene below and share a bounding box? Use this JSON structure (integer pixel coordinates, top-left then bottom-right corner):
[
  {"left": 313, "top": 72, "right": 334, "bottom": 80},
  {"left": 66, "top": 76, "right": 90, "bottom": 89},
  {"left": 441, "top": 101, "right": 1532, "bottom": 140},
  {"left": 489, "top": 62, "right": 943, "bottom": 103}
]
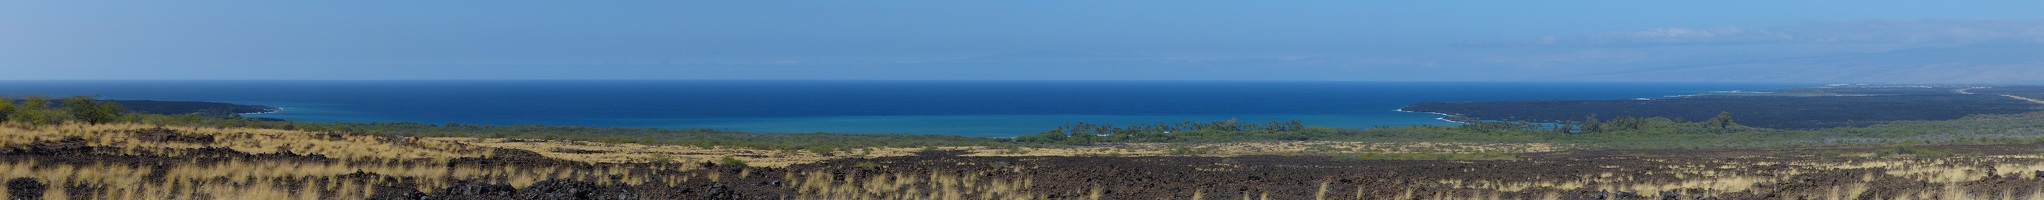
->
[
  {"left": 806, "top": 146, "right": 836, "bottom": 155},
  {"left": 1168, "top": 146, "right": 1213, "bottom": 155},
  {"left": 62, "top": 95, "right": 126, "bottom": 125},
  {"left": 0, "top": 95, "right": 13, "bottom": 122},
  {"left": 720, "top": 155, "right": 748, "bottom": 167}
]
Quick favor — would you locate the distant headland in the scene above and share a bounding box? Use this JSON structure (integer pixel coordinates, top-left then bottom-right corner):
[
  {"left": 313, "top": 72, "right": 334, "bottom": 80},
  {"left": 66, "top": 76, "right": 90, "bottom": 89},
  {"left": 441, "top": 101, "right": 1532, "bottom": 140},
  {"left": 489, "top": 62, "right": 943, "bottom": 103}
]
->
[
  {"left": 1402, "top": 85, "right": 2044, "bottom": 129},
  {"left": 21, "top": 99, "right": 280, "bottom": 118}
]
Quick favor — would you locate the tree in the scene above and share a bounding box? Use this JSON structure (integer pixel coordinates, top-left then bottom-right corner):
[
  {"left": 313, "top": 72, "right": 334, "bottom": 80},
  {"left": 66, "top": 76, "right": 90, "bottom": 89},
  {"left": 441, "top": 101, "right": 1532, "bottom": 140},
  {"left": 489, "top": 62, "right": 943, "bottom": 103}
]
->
[
  {"left": 1580, "top": 115, "right": 1602, "bottom": 133},
  {"left": 9, "top": 96, "right": 56, "bottom": 127},
  {"left": 1068, "top": 129, "right": 1099, "bottom": 144},
  {"left": 1552, "top": 123, "right": 1575, "bottom": 134},
  {"left": 1704, "top": 111, "right": 1738, "bottom": 130},
  {"left": 17, "top": 96, "right": 48, "bottom": 111},
  {"left": 1015, "top": 129, "right": 1069, "bottom": 143},
  {"left": 63, "top": 95, "right": 127, "bottom": 125},
  {"left": 1221, "top": 118, "right": 1240, "bottom": 131},
  {"left": 0, "top": 95, "right": 13, "bottom": 122}
]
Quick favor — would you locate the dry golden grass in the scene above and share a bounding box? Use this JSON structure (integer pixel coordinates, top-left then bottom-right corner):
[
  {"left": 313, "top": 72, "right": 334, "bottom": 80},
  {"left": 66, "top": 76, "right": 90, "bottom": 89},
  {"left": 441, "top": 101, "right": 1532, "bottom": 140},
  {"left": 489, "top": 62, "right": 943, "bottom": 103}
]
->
[
  {"left": 0, "top": 123, "right": 489, "bottom": 162},
  {"left": 937, "top": 141, "right": 1558, "bottom": 158},
  {"left": 0, "top": 122, "right": 1225, "bottom": 199},
  {"left": 433, "top": 135, "right": 1560, "bottom": 169},
  {"left": 9, "top": 122, "right": 2044, "bottom": 199},
  {"left": 1381, "top": 154, "right": 2044, "bottom": 199},
  {"left": 0, "top": 122, "right": 701, "bottom": 199},
  {"left": 426, "top": 137, "right": 938, "bottom": 168},
  {"left": 785, "top": 169, "right": 1043, "bottom": 200}
]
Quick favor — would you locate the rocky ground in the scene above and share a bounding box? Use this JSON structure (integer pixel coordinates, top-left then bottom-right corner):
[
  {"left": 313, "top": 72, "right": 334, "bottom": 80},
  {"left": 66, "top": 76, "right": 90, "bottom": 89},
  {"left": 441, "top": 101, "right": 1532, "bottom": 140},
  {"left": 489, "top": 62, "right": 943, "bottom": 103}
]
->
[{"left": 8, "top": 127, "right": 2044, "bottom": 199}]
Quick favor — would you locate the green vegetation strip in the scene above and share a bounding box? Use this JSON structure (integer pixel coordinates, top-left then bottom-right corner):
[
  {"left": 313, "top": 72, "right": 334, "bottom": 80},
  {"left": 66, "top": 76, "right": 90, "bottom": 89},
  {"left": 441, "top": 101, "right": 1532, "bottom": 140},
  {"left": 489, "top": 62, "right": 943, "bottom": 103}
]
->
[{"left": 11, "top": 95, "right": 2044, "bottom": 154}]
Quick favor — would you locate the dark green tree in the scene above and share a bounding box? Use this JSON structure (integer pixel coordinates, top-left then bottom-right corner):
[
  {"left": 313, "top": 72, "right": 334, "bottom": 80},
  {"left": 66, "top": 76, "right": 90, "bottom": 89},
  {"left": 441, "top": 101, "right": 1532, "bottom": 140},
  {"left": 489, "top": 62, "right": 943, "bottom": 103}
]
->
[
  {"left": 1580, "top": 115, "right": 1602, "bottom": 133},
  {"left": 1704, "top": 111, "right": 1738, "bottom": 130},
  {"left": 9, "top": 96, "right": 56, "bottom": 127},
  {"left": 1014, "top": 129, "right": 1069, "bottom": 143},
  {"left": 1552, "top": 123, "right": 1575, "bottom": 134},
  {"left": 17, "top": 96, "right": 48, "bottom": 110},
  {"left": 63, "top": 95, "right": 127, "bottom": 125},
  {"left": 0, "top": 95, "right": 13, "bottom": 122},
  {"left": 1067, "top": 127, "right": 1101, "bottom": 144}
]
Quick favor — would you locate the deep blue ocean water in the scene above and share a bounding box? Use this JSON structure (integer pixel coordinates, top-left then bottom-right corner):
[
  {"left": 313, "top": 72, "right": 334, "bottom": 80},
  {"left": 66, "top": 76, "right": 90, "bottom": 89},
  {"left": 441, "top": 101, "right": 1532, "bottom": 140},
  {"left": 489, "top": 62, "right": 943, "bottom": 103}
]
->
[{"left": 0, "top": 80, "right": 1807, "bottom": 137}]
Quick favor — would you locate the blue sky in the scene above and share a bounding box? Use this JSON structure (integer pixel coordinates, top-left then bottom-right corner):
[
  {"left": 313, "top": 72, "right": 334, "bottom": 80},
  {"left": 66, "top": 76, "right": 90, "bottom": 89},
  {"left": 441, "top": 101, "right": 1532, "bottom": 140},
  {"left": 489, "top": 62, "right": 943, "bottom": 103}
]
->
[{"left": 6, "top": 1, "right": 2044, "bottom": 81}]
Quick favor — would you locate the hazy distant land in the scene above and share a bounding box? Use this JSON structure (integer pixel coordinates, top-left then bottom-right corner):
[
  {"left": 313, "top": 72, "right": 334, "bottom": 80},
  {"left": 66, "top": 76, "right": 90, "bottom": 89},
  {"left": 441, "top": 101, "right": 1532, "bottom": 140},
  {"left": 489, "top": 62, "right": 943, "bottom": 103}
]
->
[
  {"left": 1403, "top": 85, "right": 2044, "bottom": 129},
  {"left": 10, "top": 85, "right": 2044, "bottom": 199}
]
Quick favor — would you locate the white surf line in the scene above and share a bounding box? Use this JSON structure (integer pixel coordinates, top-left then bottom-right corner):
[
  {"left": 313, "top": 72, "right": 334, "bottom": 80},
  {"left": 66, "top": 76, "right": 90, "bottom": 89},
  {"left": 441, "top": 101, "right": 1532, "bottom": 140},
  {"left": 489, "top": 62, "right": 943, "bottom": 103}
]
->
[
  {"left": 1395, "top": 108, "right": 1469, "bottom": 124},
  {"left": 242, "top": 107, "right": 285, "bottom": 115},
  {"left": 2002, "top": 94, "right": 2044, "bottom": 105},
  {"left": 1955, "top": 88, "right": 1975, "bottom": 94}
]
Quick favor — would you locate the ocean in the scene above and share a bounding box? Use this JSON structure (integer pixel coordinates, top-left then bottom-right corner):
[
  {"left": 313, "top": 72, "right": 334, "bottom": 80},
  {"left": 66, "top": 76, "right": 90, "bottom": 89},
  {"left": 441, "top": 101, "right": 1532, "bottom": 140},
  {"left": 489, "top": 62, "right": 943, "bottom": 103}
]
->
[{"left": 0, "top": 80, "right": 1806, "bottom": 137}]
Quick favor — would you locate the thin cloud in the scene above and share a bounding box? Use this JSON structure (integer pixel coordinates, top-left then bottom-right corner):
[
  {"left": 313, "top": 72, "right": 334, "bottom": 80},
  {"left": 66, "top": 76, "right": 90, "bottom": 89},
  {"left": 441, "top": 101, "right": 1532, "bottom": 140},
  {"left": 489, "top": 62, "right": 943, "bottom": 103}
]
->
[{"left": 1473, "top": 19, "right": 2044, "bottom": 47}]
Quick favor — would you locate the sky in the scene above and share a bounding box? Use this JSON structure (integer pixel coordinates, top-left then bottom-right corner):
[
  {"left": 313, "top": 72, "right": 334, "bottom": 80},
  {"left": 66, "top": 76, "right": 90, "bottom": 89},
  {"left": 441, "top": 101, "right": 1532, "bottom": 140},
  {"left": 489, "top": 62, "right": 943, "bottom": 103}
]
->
[{"left": 6, "top": 1, "right": 2044, "bottom": 81}]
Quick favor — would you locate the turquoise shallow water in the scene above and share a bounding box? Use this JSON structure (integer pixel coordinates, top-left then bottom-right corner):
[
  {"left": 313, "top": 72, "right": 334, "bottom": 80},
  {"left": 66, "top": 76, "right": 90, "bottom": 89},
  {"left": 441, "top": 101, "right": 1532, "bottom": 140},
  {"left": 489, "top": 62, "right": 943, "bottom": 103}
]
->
[{"left": 0, "top": 80, "right": 1809, "bottom": 137}]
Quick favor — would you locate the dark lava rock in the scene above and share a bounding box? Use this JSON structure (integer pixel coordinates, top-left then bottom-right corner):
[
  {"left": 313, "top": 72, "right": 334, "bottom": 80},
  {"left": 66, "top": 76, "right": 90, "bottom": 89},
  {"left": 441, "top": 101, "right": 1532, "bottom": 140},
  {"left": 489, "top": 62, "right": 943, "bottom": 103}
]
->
[
  {"left": 367, "top": 186, "right": 425, "bottom": 200},
  {"left": 700, "top": 183, "right": 739, "bottom": 200},
  {"left": 129, "top": 128, "right": 214, "bottom": 144},
  {"left": 320, "top": 131, "right": 349, "bottom": 140},
  {"left": 516, "top": 180, "right": 640, "bottom": 200},
  {"left": 337, "top": 170, "right": 381, "bottom": 181},
  {"left": 912, "top": 149, "right": 970, "bottom": 157},
  {"left": 7, "top": 178, "right": 45, "bottom": 200},
  {"left": 10, "top": 137, "right": 89, "bottom": 156},
  {"left": 517, "top": 180, "right": 597, "bottom": 199},
  {"left": 448, "top": 149, "right": 585, "bottom": 168},
  {"left": 439, "top": 182, "right": 516, "bottom": 196}
]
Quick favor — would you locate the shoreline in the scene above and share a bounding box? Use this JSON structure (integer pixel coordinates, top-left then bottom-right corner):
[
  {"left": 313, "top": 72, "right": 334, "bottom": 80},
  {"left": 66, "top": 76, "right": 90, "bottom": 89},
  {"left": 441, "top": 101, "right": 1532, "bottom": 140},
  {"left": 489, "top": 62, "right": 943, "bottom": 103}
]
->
[
  {"left": 241, "top": 107, "right": 284, "bottom": 115},
  {"left": 1395, "top": 108, "right": 1470, "bottom": 124}
]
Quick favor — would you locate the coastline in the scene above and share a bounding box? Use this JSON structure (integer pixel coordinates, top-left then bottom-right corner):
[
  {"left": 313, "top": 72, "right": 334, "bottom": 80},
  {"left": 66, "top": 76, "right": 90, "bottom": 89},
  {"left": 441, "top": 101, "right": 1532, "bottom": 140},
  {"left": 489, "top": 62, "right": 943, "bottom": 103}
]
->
[
  {"left": 1395, "top": 108, "right": 1470, "bottom": 124},
  {"left": 3, "top": 81, "right": 1809, "bottom": 134},
  {"left": 1397, "top": 85, "right": 2044, "bottom": 129},
  {"left": 241, "top": 107, "right": 284, "bottom": 115}
]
